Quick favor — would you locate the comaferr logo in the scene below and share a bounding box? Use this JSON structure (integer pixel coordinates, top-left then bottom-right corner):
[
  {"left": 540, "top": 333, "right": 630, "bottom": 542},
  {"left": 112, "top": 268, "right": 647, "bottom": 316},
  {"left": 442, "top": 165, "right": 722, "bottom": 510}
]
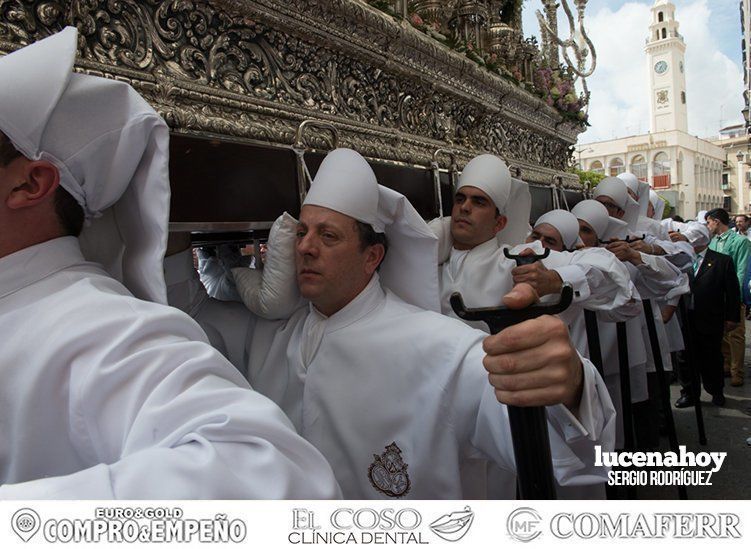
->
[
  {"left": 507, "top": 508, "right": 543, "bottom": 542},
  {"left": 506, "top": 510, "right": 742, "bottom": 541},
  {"left": 550, "top": 513, "right": 742, "bottom": 539}
]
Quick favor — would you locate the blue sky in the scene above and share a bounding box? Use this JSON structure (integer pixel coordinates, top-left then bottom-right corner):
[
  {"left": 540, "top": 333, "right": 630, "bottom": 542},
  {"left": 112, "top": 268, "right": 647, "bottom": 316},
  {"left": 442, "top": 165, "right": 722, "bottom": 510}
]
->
[{"left": 521, "top": 0, "right": 744, "bottom": 142}]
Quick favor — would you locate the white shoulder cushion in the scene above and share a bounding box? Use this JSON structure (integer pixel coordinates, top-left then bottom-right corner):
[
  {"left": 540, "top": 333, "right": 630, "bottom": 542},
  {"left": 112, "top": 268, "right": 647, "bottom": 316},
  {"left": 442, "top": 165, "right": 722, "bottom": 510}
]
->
[{"left": 233, "top": 212, "right": 303, "bottom": 319}]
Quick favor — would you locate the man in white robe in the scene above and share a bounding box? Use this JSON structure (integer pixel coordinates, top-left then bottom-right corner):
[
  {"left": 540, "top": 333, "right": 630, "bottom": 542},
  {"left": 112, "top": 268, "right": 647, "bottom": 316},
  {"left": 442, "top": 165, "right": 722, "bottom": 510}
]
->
[
  {"left": 0, "top": 28, "right": 340, "bottom": 499},
  {"left": 617, "top": 172, "right": 694, "bottom": 272},
  {"left": 593, "top": 177, "right": 684, "bottom": 449},
  {"left": 430, "top": 155, "right": 634, "bottom": 334},
  {"left": 234, "top": 148, "right": 617, "bottom": 499},
  {"left": 525, "top": 209, "right": 639, "bottom": 364},
  {"left": 573, "top": 200, "right": 655, "bottom": 449}
]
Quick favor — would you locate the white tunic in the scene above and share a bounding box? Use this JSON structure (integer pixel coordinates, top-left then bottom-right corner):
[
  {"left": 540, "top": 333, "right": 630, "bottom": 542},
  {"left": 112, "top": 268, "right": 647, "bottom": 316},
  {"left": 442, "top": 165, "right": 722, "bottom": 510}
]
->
[
  {"left": 0, "top": 237, "right": 340, "bottom": 499},
  {"left": 439, "top": 239, "right": 634, "bottom": 335},
  {"left": 246, "top": 274, "right": 616, "bottom": 499}
]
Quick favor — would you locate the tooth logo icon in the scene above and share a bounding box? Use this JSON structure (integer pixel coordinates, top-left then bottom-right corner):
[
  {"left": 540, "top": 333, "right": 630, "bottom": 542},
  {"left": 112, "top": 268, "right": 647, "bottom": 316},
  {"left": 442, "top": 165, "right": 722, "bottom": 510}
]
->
[
  {"left": 430, "top": 506, "right": 475, "bottom": 542},
  {"left": 12, "top": 508, "right": 40, "bottom": 542}
]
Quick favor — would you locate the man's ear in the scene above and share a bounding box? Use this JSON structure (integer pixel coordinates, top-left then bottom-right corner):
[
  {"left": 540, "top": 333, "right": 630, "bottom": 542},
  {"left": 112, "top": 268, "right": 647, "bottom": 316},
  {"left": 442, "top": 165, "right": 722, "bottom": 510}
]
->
[
  {"left": 493, "top": 214, "right": 508, "bottom": 235},
  {"left": 6, "top": 160, "right": 60, "bottom": 210},
  {"left": 364, "top": 243, "right": 386, "bottom": 275}
]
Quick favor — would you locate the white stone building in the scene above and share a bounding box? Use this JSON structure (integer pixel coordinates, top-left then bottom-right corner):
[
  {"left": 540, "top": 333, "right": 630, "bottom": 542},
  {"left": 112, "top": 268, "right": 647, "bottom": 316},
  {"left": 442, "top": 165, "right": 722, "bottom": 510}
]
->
[
  {"left": 577, "top": 0, "right": 725, "bottom": 219},
  {"left": 711, "top": 124, "right": 751, "bottom": 214}
]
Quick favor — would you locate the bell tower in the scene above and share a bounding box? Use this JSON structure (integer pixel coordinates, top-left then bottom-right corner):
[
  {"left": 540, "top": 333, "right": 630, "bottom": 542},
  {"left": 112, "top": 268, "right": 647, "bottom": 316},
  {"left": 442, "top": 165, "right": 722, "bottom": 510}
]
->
[{"left": 645, "top": 0, "right": 688, "bottom": 133}]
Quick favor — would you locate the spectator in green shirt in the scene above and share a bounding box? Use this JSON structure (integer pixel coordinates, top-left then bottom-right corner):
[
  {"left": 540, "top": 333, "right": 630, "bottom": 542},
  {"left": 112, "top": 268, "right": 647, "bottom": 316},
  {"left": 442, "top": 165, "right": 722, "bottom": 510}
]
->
[{"left": 707, "top": 208, "right": 750, "bottom": 387}]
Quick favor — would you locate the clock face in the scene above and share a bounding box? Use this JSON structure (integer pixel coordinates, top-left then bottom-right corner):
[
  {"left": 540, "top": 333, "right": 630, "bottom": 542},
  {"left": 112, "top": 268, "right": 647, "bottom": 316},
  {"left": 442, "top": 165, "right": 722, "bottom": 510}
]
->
[{"left": 655, "top": 61, "right": 668, "bottom": 75}]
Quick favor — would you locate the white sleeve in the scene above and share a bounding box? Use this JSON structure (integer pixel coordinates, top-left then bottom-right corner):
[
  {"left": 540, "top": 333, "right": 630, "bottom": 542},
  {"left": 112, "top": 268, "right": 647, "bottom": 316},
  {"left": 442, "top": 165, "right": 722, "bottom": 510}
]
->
[
  {"left": 665, "top": 273, "right": 691, "bottom": 302},
  {"left": 0, "top": 307, "right": 340, "bottom": 500},
  {"left": 543, "top": 248, "right": 635, "bottom": 312},
  {"left": 199, "top": 254, "right": 242, "bottom": 302},
  {"left": 457, "top": 340, "right": 616, "bottom": 486},
  {"left": 645, "top": 235, "right": 695, "bottom": 273},
  {"left": 594, "top": 294, "right": 643, "bottom": 322},
  {"left": 633, "top": 253, "right": 683, "bottom": 300}
]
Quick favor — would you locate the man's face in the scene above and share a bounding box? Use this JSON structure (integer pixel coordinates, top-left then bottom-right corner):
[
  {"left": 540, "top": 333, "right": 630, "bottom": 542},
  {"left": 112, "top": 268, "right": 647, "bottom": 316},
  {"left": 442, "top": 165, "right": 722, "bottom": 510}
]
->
[
  {"left": 450, "top": 186, "right": 506, "bottom": 250},
  {"left": 595, "top": 195, "right": 625, "bottom": 220},
  {"left": 735, "top": 216, "right": 748, "bottom": 233},
  {"left": 295, "top": 205, "right": 382, "bottom": 316},
  {"left": 706, "top": 216, "right": 720, "bottom": 235},
  {"left": 526, "top": 223, "right": 565, "bottom": 252},
  {"left": 577, "top": 219, "right": 598, "bottom": 248}
]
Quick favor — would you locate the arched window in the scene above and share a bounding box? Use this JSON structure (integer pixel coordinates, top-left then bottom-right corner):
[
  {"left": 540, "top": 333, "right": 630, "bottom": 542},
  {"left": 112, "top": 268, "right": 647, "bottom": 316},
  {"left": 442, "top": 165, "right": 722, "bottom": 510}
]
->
[
  {"left": 681, "top": 91, "right": 686, "bottom": 104},
  {"left": 653, "top": 152, "right": 671, "bottom": 189},
  {"left": 589, "top": 160, "right": 604, "bottom": 175},
  {"left": 609, "top": 157, "right": 625, "bottom": 177},
  {"left": 630, "top": 155, "right": 648, "bottom": 181},
  {"left": 658, "top": 12, "right": 664, "bottom": 22},
  {"left": 661, "top": 28, "right": 667, "bottom": 39}
]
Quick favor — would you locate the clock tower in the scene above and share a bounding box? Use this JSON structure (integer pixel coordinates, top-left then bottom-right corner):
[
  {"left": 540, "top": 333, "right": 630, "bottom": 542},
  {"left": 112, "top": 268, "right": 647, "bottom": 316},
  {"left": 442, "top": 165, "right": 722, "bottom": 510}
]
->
[{"left": 645, "top": 0, "right": 688, "bottom": 133}]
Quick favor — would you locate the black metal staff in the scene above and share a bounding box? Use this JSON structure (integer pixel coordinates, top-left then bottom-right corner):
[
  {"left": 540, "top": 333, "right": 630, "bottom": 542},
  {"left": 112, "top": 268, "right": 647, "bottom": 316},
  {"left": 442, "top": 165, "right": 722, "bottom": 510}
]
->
[
  {"left": 503, "top": 247, "right": 550, "bottom": 265},
  {"left": 642, "top": 299, "right": 688, "bottom": 500},
  {"left": 451, "top": 246, "right": 571, "bottom": 500},
  {"left": 676, "top": 292, "right": 707, "bottom": 446},
  {"left": 585, "top": 309, "right": 619, "bottom": 500},
  {"left": 583, "top": 310, "right": 605, "bottom": 378},
  {"left": 599, "top": 234, "right": 646, "bottom": 246},
  {"left": 616, "top": 321, "right": 637, "bottom": 500},
  {"left": 615, "top": 322, "right": 635, "bottom": 450}
]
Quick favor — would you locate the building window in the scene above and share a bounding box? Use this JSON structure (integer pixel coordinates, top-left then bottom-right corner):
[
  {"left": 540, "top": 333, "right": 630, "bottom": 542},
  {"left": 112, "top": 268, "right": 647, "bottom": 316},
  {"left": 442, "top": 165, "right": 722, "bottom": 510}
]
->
[
  {"left": 681, "top": 91, "right": 686, "bottom": 104},
  {"left": 589, "top": 160, "right": 604, "bottom": 175},
  {"left": 661, "top": 28, "right": 666, "bottom": 39},
  {"left": 653, "top": 152, "right": 671, "bottom": 189},
  {"left": 658, "top": 12, "right": 664, "bottom": 22},
  {"left": 722, "top": 173, "right": 729, "bottom": 189},
  {"left": 609, "top": 158, "right": 625, "bottom": 177},
  {"left": 630, "top": 155, "right": 648, "bottom": 181}
]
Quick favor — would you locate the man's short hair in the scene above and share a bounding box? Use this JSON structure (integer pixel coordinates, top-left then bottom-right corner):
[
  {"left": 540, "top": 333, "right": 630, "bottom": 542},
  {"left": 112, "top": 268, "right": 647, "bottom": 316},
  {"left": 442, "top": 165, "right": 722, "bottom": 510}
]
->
[
  {"left": 706, "top": 208, "right": 730, "bottom": 226},
  {"left": 354, "top": 220, "right": 388, "bottom": 270},
  {"left": 0, "top": 131, "right": 84, "bottom": 237},
  {"left": 735, "top": 214, "right": 749, "bottom": 222},
  {"left": 672, "top": 214, "right": 684, "bottom": 223},
  {"left": 0, "top": 131, "right": 22, "bottom": 166}
]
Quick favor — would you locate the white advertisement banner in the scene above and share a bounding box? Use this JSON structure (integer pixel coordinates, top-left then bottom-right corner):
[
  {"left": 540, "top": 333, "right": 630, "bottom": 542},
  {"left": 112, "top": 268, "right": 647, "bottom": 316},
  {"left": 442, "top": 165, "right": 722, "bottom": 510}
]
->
[{"left": 0, "top": 500, "right": 746, "bottom": 549}]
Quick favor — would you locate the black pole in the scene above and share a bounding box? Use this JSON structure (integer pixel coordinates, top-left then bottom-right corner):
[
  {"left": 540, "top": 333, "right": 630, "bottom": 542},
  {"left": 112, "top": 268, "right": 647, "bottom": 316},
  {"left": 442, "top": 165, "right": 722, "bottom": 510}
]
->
[
  {"left": 584, "top": 310, "right": 605, "bottom": 378},
  {"left": 585, "top": 309, "right": 617, "bottom": 499},
  {"left": 616, "top": 321, "right": 637, "bottom": 500},
  {"left": 449, "top": 285, "right": 573, "bottom": 500},
  {"left": 676, "top": 295, "right": 707, "bottom": 445},
  {"left": 642, "top": 299, "right": 688, "bottom": 500}
]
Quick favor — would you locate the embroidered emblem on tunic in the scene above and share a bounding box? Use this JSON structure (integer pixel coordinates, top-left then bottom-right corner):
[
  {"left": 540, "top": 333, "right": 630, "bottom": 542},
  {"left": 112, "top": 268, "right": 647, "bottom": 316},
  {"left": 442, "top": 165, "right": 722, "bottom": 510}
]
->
[{"left": 368, "top": 442, "right": 411, "bottom": 498}]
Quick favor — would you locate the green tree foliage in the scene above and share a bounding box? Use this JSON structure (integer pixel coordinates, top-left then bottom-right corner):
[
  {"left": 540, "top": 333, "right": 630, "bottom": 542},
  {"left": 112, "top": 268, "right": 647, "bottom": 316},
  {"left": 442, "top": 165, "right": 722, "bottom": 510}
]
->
[{"left": 571, "top": 169, "right": 605, "bottom": 190}]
